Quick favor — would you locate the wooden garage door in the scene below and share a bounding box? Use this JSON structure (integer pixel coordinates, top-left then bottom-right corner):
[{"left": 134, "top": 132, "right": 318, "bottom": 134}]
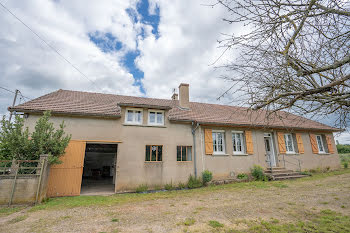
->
[{"left": 47, "top": 140, "right": 86, "bottom": 197}]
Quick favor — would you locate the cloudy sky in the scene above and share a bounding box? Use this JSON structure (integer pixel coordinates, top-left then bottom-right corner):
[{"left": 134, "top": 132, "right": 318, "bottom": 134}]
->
[{"left": 0, "top": 0, "right": 349, "bottom": 143}]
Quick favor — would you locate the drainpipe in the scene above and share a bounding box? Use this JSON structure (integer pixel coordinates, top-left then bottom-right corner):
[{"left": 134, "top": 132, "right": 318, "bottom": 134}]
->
[{"left": 191, "top": 121, "right": 200, "bottom": 178}]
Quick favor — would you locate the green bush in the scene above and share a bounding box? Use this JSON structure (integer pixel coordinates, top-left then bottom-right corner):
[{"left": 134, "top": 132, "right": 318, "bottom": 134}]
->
[
  {"left": 187, "top": 175, "right": 202, "bottom": 189},
  {"left": 0, "top": 111, "right": 71, "bottom": 164},
  {"left": 237, "top": 173, "right": 248, "bottom": 180},
  {"left": 336, "top": 144, "right": 350, "bottom": 154},
  {"left": 202, "top": 170, "right": 213, "bottom": 184},
  {"left": 135, "top": 184, "right": 148, "bottom": 193},
  {"left": 344, "top": 162, "right": 348, "bottom": 169},
  {"left": 164, "top": 182, "right": 175, "bottom": 190},
  {"left": 251, "top": 165, "right": 267, "bottom": 181}
]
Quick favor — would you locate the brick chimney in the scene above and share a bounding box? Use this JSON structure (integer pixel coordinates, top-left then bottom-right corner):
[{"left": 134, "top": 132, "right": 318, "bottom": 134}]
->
[{"left": 178, "top": 83, "right": 190, "bottom": 109}]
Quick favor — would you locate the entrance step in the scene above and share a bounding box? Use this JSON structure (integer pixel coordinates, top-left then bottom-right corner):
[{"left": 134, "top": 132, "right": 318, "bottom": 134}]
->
[{"left": 264, "top": 167, "right": 309, "bottom": 181}]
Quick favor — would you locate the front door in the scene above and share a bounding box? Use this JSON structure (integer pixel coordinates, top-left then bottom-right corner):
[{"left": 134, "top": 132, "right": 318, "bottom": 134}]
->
[{"left": 264, "top": 134, "right": 276, "bottom": 167}]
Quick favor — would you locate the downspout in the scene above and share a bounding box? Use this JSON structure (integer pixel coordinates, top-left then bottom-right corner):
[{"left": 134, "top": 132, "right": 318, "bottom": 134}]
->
[{"left": 192, "top": 121, "right": 200, "bottom": 178}]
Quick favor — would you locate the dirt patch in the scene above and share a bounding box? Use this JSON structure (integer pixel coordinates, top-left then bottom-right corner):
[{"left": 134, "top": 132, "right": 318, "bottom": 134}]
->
[{"left": 1, "top": 173, "right": 350, "bottom": 232}]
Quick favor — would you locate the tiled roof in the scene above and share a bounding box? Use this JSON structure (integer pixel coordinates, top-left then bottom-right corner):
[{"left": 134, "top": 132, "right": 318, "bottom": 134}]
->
[{"left": 9, "top": 89, "right": 339, "bottom": 131}]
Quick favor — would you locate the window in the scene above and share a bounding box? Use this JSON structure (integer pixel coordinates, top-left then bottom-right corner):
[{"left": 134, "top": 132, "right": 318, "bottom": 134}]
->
[
  {"left": 232, "top": 131, "right": 245, "bottom": 154},
  {"left": 212, "top": 131, "right": 225, "bottom": 154},
  {"left": 125, "top": 108, "right": 142, "bottom": 124},
  {"left": 177, "top": 146, "right": 192, "bottom": 161},
  {"left": 316, "top": 135, "right": 325, "bottom": 153},
  {"left": 145, "top": 145, "right": 163, "bottom": 161},
  {"left": 284, "top": 133, "right": 295, "bottom": 153},
  {"left": 148, "top": 110, "right": 164, "bottom": 125}
]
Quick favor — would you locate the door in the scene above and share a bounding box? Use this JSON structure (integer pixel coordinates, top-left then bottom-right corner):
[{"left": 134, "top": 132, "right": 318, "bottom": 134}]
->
[
  {"left": 47, "top": 140, "right": 86, "bottom": 197},
  {"left": 264, "top": 135, "right": 276, "bottom": 167}
]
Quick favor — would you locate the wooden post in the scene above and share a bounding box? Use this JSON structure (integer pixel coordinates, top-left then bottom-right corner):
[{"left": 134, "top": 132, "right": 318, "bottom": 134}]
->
[{"left": 8, "top": 159, "right": 19, "bottom": 206}]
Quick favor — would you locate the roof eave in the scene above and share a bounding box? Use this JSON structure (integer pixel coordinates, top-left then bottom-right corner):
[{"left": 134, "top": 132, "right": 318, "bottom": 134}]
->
[
  {"left": 117, "top": 103, "right": 172, "bottom": 110},
  {"left": 169, "top": 118, "right": 342, "bottom": 132},
  {"left": 8, "top": 108, "right": 121, "bottom": 119}
]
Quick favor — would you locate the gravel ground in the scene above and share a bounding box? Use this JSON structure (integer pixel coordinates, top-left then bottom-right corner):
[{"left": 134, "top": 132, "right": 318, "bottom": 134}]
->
[{"left": 1, "top": 172, "right": 350, "bottom": 233}]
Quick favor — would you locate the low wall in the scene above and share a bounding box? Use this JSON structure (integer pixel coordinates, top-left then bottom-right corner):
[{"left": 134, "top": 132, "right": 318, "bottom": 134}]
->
[{"left": 0, "top": 155, "right": 50, "bottom": 205}]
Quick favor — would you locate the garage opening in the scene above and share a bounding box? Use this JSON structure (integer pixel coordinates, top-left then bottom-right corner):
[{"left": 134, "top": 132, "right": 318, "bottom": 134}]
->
[{"left": 81, "top": 143, "right": 118, "bottom": 195}]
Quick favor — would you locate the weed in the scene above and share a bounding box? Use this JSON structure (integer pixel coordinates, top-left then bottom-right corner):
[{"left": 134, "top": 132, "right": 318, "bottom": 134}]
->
[
  {"left": 164, "top": 182, "right": 175, "bottom": 190},
  {"left": 273, "top": 183, "right": 288, "bottom": 188},
  {"left": 344, "top": 162, "right": 348, "bottom": 169},
  {"left": 251, "top": 165, "right": 267, "bottom": 181},
  {"left": 111, "top": 218, "right": 119, "bottom": 222},
  {"left": 187, "top": 175, "right": 202, "bottom": 189},
  {"left": 0, "top": 207, "right": 24, "bottom": 217},
  {"left": 178, "top": 182, "right": 186, "bottom": 189},
  {"left": 8, "top": 215, "right": 28, "bottom": 224},
  {"left": 183, "top": 217, "right": 195, "bottom": 226},
  {"left": 208, "top": 220, "right": 224, "bottom": 228},
  {"left": 202, "top": 170, "right": 213, "bottom": 184},
  {"left": 136, "top": 184, "right": 148, "bottom": 193},
  {"left": 237, "top": 173, "right": 248, "bottom": 180},
  {"left": 320, "top": 201, "right": 329, "bottom": 205}
]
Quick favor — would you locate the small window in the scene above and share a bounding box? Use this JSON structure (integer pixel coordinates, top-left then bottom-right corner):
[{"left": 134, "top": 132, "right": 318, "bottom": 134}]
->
[
  {"left": 148, "top": 110, "right": 164, "bottom": 125},
  {"left": 212, "top": 131, "right": 225, "bottom": 154},
  {"left": 232, "top": 132, "right": 245, "bottom": 154},
  {"left": 125, "top": 108, "right": 143, "bottom": 124},
  {"left": 316, "top": 135, "right": 325, "bottom": 153},
  {"left": 145, "top": 145, "right": 163, "bottom": 161},
  {"left": 284, "top": 133, "right": 295, "bottom": 153},
  {"left": 177, "top": 146, "right": 192, "bottom": 161}
]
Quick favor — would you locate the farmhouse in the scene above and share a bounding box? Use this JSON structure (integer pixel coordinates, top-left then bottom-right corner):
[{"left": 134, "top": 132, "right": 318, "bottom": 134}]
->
[{"left": 9, "top": 84, "right": 341, "bottom": 197}]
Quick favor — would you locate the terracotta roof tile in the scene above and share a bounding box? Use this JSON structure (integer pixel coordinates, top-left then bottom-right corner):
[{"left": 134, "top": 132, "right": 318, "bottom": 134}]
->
[{"left": 9, "top": 89, "right": 338, "bottom": 131}]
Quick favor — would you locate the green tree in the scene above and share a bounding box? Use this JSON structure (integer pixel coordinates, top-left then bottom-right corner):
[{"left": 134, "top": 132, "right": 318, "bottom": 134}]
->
[{"left": 0, "top": 111, "right": 71, "bottom": 164}]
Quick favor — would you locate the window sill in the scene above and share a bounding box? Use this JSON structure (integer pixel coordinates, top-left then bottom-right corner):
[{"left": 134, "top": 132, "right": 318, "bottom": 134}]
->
[
  {"left": 318, "top": 152, "right": 330, "bottom": 155},
  {"left": 212, "top": 153, "right": 229, "bottom": 157},
  {"left": 123, "top": 124, "right": 166, "bottom": 128},
  {"left": 232, "top": 153, "right": 249, "bottom": 156},
  {"left": 284, "top": 153, "right": 300, "bottom": 156},
  {"left": 144, "top": 161, "right": 163, "bottom": 163}
]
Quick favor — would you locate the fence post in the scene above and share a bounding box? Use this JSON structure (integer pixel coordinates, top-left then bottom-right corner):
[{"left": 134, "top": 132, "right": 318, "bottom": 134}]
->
[
  {"left": 35, "top": 154, "right": 49, "bottom": 204},
  {"left": 8, "top": 159, "right": 19, "bottom": 206}
]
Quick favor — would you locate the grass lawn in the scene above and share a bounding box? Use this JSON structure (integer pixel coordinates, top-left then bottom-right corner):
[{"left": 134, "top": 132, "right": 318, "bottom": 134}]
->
[{"left": 1, "top": 169, "right": 350, "bottom": 232}]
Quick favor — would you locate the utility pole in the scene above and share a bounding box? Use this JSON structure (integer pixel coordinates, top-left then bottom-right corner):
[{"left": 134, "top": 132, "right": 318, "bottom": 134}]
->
[{"left": 9, "top": 89, "right": 19, "bottom": 122}]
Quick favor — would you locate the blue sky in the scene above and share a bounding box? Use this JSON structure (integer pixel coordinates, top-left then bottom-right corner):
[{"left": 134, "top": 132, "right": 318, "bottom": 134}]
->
[{"left": 88, "top": 0, "right": 160, "bottom": 94}]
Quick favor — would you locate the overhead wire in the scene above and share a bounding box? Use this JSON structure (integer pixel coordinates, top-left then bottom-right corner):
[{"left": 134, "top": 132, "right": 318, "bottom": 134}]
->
[{"left": 0, "top": 1, "right": 102, "bottom": 90}]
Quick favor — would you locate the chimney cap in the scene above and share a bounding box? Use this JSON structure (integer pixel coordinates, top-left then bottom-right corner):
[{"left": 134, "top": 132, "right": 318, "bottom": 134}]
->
[{"left": 179, "top": 83, "right": 189, "bottom": 87}]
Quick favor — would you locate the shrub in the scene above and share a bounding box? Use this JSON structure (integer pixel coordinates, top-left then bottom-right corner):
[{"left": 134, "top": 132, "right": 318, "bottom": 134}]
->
[
  {"left": 178, "top": 182, "right": 186, "bottom": 189},
  {"left": 251, "top": 165, "right": 267, "bottom": 181},
  {"left": 336, "top": 144, "right": 350, "bottom": 154},
  {"left": 237, "top": 173, "right": 248, "bottom": 180},
  {"left": 202, "top": 170, "right": 213, "bottom": 184},
  {"left": 135, "top": 184, "right": 148, "bottom": 193},
  {"left": 187, "top": 175, "right": 202, "bottom": 189},
  {"left": 344, "top": 162, "right": 348, "bottom": 169},
  {"left": 0, "top": 111, "right": 71, "bottom": 164},
  {"left": 164, "top": 182, "right": 175, "bottom": 190}
]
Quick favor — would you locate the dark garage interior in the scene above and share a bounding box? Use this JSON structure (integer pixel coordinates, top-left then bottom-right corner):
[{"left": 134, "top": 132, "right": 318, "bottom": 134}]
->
[{"left": 81, "top": 143, "right": 118, "bottom": 195}]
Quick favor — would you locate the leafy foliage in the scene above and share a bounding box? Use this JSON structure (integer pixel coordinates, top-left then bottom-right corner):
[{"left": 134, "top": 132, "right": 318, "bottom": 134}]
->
[
  {"left": 164, "top": 182, "right": 175, "bottom": 190},
  {"left": 237, "top": 173, "right": 249, "bottom": 180},
  {"left": 202, "top": 170, "right": 213, "bottom": 184},
  {"left": 337, "top": 144, "right": 350, "bottom": 154},
  {"left": 187, "top": 175, "right": 202, "bottom": 189},
  {"left": 251, "top": 165, "right": 267, "bottom": 181},
  {"left": 0, "top": 111, "right": 71, "bottom": 164}
]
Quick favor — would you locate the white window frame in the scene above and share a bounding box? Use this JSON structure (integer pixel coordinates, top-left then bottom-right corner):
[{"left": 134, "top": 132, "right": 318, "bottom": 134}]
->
[
  {"left": 212, "top": 130, "right": 226, "bottom": 155},
  {"left": 232, "top": 131, "right": 245, "bottom": 155},
  {"left": 284, "top": 133, "right": 295, "bottom": 154},
  {"left": 316, "top": 135, "right": 326, "bottom": 153},
  {"left": 125, "top": 108, "right": 143, "bottom": 125},
  {"left": 148, "top": 109, "right": 164, "bottom": 126}
]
